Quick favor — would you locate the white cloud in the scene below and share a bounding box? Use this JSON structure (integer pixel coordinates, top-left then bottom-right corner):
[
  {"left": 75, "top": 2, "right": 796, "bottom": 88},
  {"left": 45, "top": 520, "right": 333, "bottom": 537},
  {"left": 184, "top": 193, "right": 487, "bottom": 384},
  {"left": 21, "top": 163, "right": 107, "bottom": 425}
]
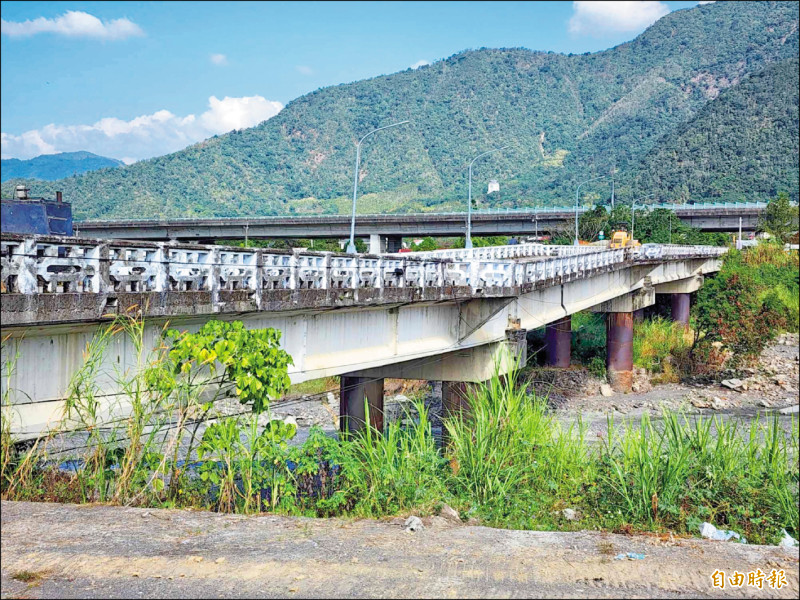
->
[
  {"left": 1, "top": 10, "right": 143, "bottom": 40},
  {"left": 410, "top": 60, "right": 430, "bottom": 69},
  {"left": 568, "top": 1, "right": 669, "bottom": 36},
  {"left": 210, "top": 53, "right": 228, "bottom": 66},
  {"left": 295, "top": 65, "right": 314, "bottom": 76},
  {"left": 1, "top": 95, "right": 283, "bottom": 162},
  {"left": 698, "top": 1, "right": 715, "bottom": 4}
]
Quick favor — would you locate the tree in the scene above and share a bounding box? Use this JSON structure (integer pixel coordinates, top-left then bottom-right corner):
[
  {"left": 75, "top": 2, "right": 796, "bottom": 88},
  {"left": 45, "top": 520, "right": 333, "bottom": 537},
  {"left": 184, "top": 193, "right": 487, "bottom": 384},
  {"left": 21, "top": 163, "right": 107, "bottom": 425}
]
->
[{"left": 758, "top": 192, "right": 798, "bottom": 244}]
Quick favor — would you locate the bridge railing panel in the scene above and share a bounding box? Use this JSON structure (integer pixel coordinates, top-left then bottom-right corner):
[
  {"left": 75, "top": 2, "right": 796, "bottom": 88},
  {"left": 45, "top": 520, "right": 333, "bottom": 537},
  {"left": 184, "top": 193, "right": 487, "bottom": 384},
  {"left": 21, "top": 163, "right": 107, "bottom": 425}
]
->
[{"left": 1, "top": 235, "right": 728, "bottom": 302}]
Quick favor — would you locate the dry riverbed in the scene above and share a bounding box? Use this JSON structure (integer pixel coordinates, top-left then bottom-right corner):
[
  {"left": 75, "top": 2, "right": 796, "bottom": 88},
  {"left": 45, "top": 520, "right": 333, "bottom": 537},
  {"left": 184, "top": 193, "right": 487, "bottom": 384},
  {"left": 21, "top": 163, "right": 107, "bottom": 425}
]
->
[{"left": 2, "top": 501, "right": 798, "bottom": 599}]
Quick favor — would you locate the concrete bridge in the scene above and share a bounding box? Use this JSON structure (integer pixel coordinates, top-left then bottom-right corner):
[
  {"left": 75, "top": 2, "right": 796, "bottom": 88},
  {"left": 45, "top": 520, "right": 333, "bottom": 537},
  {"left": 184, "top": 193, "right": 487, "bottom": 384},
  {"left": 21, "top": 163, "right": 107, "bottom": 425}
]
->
[
  {"left": 73, "top": 202, "right": 769, "bottom": 250},
  {"left": 1, "top": 233, "right": 726, "bottom": 438}
]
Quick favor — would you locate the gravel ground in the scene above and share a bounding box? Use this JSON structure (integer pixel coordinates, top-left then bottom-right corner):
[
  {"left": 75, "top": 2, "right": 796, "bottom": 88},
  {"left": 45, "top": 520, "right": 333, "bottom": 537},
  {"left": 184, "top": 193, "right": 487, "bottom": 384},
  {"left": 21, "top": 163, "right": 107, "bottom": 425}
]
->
[{"left": 2, "top": 501, "right": 798, "bottom": 599}]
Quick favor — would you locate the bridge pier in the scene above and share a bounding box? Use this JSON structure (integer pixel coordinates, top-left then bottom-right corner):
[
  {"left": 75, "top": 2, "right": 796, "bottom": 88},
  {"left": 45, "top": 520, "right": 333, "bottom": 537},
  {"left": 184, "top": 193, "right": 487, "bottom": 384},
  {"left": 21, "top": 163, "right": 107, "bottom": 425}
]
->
[
  {"left": 655, "top": 275, "right": 702, "bottom": 329},
  {"left": 606, "top": 312, "right": 634, "bottom": 393},
  {"left": 670, "top": 293, "right": 691, "bottom": 328},
  {"left": 339, "top": 376, "right": 385, "bottom": 435},
  {"left": 545, "top": 316, "right": 571, "bottom": 368}
]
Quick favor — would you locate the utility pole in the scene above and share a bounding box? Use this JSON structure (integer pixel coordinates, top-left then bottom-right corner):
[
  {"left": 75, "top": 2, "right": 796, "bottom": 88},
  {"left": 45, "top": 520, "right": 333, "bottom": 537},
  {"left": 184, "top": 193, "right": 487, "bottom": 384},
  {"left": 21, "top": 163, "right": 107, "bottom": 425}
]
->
[
  {"left": 347, "top": 120, "right": 410, "bottom": 254},
  {"left": 466, "top": 146, "right": 508, "bottom": 249},
  {"left": 574, "top": 175, "right": 608, "bottom": 245}
]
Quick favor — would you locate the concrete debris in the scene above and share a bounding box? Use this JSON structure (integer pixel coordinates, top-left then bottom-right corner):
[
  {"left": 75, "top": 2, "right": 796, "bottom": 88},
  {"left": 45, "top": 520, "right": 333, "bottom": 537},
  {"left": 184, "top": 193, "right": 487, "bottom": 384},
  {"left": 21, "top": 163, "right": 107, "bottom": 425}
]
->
[
  {"left": 325, "top": 392, "right": 336, "bottom": 405},
  {"left": 710, "top": 397, "right": 727, "bottom": 411},
  {"left": 721, "top": 378, "right": 744, "bottom": 391},
  {"left": 439, "top": 504, "right": 461, "bottom": 523},
  {"left": 404, "top": 516, "right": 424, "bottom": 533},
  {"left": 600, "top": 384, "right": 614, "bottom": 397}
]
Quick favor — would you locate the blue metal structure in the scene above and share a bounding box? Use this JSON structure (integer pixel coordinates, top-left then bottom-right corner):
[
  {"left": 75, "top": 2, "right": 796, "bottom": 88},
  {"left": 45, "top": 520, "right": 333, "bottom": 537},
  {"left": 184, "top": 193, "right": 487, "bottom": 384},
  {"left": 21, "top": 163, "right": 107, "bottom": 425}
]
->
[{"left": 1, "top": 195, "right": 73, "bottom": 236}]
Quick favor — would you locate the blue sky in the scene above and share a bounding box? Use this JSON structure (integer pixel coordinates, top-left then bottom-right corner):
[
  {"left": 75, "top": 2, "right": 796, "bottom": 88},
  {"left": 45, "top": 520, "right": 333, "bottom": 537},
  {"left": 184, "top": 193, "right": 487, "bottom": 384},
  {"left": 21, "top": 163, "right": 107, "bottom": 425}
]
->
[{"left": 1, "top": 1, "right": 706, "bottom": 162}]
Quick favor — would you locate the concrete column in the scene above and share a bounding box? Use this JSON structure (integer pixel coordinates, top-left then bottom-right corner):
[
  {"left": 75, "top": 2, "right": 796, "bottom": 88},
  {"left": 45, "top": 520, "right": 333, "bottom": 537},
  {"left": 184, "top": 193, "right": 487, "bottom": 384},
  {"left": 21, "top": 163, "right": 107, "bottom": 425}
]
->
[
  {"left": 385, "top": 235, "right": 403, "bottom": 253},
  {"left": 671, "top": 293, "right": 691, "bottom": 328},
  {"left": 545, "top": 316, "right": 571, "bottom": 368},
  {"left": 369, "top": 234, "right": 385, "bottom": 255},
  {"left": 442, "top": 381, "right": 473, "bottom": 419},
  {"left": 606, "top": 312, "right": 633, "bottom": 392},
  {"left": 339, "top": 376, "right": 384, "bottom": 435}
]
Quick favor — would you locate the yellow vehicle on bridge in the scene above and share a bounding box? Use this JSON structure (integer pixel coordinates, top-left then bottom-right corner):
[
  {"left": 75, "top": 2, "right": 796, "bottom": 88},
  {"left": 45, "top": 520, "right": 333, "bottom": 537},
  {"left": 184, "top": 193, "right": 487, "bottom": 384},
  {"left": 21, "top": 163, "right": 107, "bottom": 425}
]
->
[{"left": 608, "top": 223, "right": 641, "bottom": 249}]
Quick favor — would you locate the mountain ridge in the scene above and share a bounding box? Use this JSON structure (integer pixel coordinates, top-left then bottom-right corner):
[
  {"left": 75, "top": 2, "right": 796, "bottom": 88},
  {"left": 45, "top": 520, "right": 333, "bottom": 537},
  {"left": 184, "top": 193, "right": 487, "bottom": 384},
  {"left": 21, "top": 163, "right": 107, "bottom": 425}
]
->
[
  {"left": 2, "top": 0, "right": 798, "bottom": 219},
  {"left": 1, "top": 151, "right": 124, "bottom": 183}
]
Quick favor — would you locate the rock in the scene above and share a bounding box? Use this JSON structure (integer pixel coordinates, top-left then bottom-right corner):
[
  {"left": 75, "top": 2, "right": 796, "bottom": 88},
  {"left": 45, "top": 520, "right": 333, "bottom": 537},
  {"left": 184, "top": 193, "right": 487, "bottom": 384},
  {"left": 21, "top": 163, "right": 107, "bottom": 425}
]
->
[
  {"left": 690, "top": 397, "right": 711, "bottom": 409},
  {"left": 600, "top": 384, "right": 614, "bottom": 397},
  {"left": 778, "top": 405, "right": 799, "bottom": 415},
  {"left": 711, "top": 397, "right": 727, "bottom": 410},
  {"left": 325, "top": 392, "right": 336, "bottom": 404},
  {"left": 465, "top": 517, "right": 482, "bottom": 526},
  {"left": 404, "top": 516, "right": 424, "bottom": 533},
  {"left": 721, "top": 378, "right": 744, "bottom": 390},
  {"left": 758, "top": 399, "right": 772, "bottom": 408},
  {"left": 427, "top": 516, "right": 451, "bottom": 529},
  {"left": 439, "top": 504, "right": 461, "bottom": 523},
  {"left": 562, "top": 508, "right": 580, "bottom": 521}
]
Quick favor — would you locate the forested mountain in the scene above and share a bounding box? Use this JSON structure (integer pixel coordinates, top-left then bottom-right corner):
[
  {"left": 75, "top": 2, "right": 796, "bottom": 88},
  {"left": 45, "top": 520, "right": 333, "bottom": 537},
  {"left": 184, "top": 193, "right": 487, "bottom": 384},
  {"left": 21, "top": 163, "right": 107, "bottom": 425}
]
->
[
  {"left": 0, "top": 152, "right": 123, "bottom": 183},
  {"left": 2, "top": 1, "right": 798, "bottom": 220},
  {"left": 635, "top": 58, "right": 799, "bottom": 203}
]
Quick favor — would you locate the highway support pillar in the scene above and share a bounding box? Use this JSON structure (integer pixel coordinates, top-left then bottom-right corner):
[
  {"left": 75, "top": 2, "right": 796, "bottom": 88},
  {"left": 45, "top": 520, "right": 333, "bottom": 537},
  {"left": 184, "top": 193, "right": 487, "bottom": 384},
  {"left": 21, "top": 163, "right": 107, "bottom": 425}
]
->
[
  {"left": 606, "top": 312, "right": 634, "bottom": 393},
  {"left": 385, "top": 235, "right": 403, "bottom": 253},
  {"left": 671, "top": 293, "right": 691, "bottom": 329},
  {"left": 339, "top": 376, "right": 384, "bottom": 435},
  {"left": 545, "top": 316, "right": 571, "bottom": 368},
  {"left": 369, "top": 234, "right": 385, "bottom": 255}
]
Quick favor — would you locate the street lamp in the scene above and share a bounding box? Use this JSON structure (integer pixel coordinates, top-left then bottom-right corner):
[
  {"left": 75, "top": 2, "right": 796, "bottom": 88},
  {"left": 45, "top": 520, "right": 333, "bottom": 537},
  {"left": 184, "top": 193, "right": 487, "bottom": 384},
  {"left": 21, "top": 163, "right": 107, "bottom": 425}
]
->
[
  {"left": 346, "top": 120, "right": 410, "bottom": 254},
  {"left": 574, "top": 175, "right": 608, "bottom": 245},
  {"left": 466, "top": 146, "right": 508, "bottom": 249},
  {"left": 631, "top": 193, "right": 656, "bottom": 241}
]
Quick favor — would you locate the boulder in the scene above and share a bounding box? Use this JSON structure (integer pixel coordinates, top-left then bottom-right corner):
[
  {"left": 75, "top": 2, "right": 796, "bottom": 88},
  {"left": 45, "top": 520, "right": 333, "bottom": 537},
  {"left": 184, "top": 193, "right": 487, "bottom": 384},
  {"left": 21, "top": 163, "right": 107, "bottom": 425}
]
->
[{"left": 600, "top": 384, "right": 614, "bottom": 397}]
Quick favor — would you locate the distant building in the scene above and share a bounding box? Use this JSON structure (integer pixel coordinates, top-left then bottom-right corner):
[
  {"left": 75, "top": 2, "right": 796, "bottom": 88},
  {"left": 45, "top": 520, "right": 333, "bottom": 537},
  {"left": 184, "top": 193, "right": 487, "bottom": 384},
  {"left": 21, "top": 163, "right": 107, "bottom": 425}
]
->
[
  {"left": 1, "top": 185, "right": 73, "bottom": 236},
  {"left": 487, "top": 179, "right": 500, "bottom": 194}
]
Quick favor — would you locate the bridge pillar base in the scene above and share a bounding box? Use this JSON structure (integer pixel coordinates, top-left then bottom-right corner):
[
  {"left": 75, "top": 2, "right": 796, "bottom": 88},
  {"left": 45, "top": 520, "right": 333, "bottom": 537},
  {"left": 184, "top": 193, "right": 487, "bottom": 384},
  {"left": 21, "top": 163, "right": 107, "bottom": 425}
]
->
[
  {"left": 339, "top": 376, "right": 384, "bottom": 435},
  {"left": 606, "top": 312, "right": 633, "bottom": 393},
  {"left": 545, "top": 316, "right": 571, "bottom": 368},
  {"left": 671, "top": 293, "right": 691, "bottom": 329},
  {"left": 633, "top": 308, "right": 645, "bottom": 322}
]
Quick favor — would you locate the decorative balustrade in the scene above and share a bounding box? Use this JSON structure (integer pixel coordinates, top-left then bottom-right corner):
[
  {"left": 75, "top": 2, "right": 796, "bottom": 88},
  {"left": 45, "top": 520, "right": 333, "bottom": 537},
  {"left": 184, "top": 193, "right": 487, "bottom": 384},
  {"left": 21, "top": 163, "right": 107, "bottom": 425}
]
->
[{"left": 0, "top": 235, "right": 726, "bottom": 298}]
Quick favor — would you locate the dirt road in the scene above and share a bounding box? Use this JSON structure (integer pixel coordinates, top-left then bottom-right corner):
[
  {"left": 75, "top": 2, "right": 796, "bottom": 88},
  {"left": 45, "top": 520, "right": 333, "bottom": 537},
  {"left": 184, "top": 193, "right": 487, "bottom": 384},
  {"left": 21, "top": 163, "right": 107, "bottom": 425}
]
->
[{"left": 2, "top": 501, "right": 797, "bottom": 598}]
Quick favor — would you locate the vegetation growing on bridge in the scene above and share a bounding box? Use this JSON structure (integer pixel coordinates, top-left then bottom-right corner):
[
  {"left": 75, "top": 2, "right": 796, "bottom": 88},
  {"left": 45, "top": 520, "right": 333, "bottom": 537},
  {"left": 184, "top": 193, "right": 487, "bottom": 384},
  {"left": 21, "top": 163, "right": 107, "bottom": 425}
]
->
[{"left": 1, "top": 313, "right": 797, "bottom": 544}]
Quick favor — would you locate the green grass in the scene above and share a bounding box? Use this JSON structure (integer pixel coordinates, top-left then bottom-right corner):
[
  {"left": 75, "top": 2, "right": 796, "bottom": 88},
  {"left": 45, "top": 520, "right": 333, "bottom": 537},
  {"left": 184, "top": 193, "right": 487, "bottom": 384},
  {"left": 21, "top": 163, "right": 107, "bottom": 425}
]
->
[{"left": 2, "top": 324, "right": 797, "bottom": 546}]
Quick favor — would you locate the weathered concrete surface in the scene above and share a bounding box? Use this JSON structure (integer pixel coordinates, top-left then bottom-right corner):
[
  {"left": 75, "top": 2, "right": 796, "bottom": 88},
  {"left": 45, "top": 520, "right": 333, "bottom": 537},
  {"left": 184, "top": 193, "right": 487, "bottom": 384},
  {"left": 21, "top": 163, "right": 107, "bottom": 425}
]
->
[{"left": 1, "top": 501, "right": 797, "bottom": 599}]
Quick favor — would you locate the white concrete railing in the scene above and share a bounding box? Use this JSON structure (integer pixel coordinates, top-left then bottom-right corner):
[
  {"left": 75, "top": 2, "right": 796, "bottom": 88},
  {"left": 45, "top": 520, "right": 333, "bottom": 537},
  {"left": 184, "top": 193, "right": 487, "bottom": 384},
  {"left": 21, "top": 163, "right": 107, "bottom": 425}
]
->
[{"left": 0, "top": 236, "right": 726, "bottom": 297}]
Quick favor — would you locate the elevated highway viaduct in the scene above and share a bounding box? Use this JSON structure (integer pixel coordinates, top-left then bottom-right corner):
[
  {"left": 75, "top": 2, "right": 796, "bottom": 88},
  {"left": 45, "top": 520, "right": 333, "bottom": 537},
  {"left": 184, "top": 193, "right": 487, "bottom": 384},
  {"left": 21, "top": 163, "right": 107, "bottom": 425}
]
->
[
  {"left": 1, "top": 233, "right": 726, "bottom": 439},
  {"left": 73, "top": 204, "right": 767, "bottom": 252}
]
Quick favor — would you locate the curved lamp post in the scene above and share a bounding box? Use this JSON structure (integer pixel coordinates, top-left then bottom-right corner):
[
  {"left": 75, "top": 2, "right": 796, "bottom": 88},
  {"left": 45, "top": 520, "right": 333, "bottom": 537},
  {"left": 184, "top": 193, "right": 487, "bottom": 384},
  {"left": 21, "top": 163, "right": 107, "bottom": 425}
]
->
[
  {"left": 631, "top": 193, "right": 656, "bottom": 241},
  {"left": 574, "top": 175, "right": 608, "bottom": 245},
  {"left": 466, "top": 146, "right": 508, "bottom": 249},
  {"left": 346, "top": 120, "right": 410, "bottom": 254}
]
